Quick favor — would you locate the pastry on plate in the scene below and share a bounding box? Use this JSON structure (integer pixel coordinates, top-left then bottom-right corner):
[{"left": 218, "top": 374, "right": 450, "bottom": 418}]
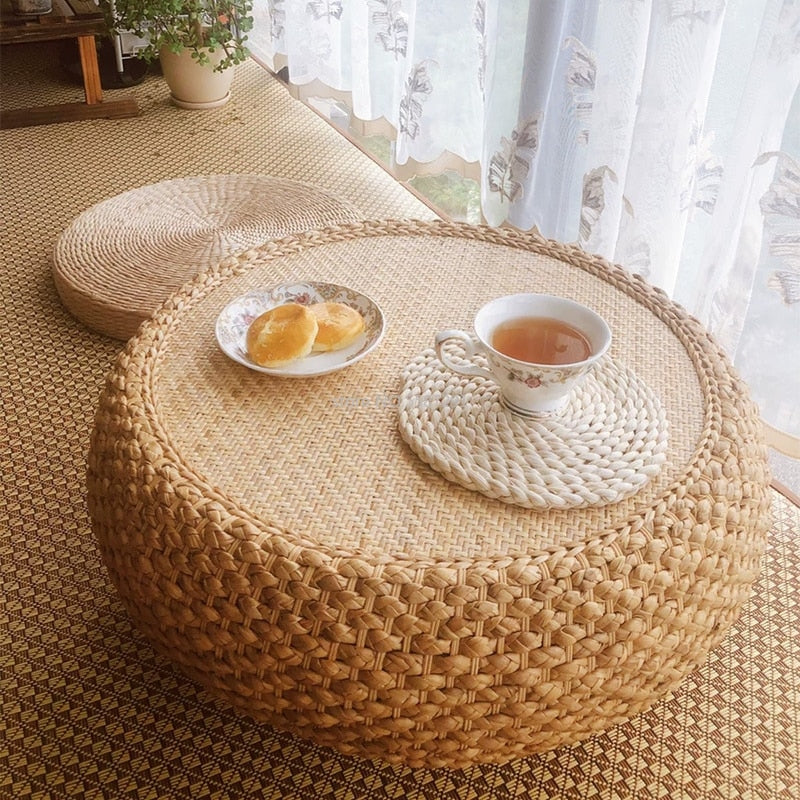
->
[
  {"left": 309, "top": 302, "right": 365, "bottom": 352},
  {"left": 246, "top": 303, "right": 319, "bottom": 368}
]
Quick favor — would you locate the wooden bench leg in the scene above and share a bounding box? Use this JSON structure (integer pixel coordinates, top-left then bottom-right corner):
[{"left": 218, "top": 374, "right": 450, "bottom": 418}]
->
[
  {"left": 0, "top": 36, "right": 140, "bottom": 129},
  {"left": 77, "top": 34, "right": 103, "bottom": 105}
]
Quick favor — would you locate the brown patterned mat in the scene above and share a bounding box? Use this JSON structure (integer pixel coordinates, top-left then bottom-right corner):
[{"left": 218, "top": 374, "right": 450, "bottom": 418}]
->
[{"left": 1, "top": 46, "right": 798, "bottom": 799}]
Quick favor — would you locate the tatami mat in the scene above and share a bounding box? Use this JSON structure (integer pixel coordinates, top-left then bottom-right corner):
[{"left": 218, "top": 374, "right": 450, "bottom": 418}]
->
[{"left": 1, "top": 45, "right": 798, "bottom": 799}]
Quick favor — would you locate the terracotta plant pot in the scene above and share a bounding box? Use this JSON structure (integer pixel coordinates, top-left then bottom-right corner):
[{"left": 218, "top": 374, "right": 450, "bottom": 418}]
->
[{"left": 158, "top": 46, "right": 235, "bottom": 110}]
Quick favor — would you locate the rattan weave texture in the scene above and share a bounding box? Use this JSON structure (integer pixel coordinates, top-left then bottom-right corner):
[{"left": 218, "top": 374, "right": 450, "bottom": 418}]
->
[
  {"left": 51, "top": 174, "right": 363, "bottom": 340},
  {"left": 87, "top": 219, "right": 772, "bottom": 770}
]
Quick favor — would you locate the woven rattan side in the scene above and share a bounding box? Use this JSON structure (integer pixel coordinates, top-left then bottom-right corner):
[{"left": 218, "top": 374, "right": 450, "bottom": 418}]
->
[{"left": 87, "top": 220, "right": 771, "bottom": 769}]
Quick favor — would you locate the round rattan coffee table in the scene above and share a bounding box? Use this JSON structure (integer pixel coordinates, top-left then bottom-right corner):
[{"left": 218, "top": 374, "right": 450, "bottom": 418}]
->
[
  {"left": 87, "top": 220, "right": 771, "bottom": 769},
  {"left": 52, "top": 174, "right": 362, "bottom": 340}
]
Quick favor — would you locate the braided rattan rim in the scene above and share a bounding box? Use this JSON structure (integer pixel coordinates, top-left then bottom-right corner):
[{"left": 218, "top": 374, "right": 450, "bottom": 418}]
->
[{"left": 88, "top": 219, "right": 772, "bottom": 768}]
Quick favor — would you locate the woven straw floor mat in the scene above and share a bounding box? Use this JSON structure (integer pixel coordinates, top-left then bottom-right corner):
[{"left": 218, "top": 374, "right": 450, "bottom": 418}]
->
[{"left": 1, "top": 45, "right": 798, "bottom": 799}]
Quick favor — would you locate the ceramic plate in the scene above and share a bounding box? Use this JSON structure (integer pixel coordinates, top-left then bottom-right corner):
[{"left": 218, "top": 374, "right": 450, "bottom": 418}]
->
[{"left": 215, "top": 282, "right": 386, "bottom": 377}]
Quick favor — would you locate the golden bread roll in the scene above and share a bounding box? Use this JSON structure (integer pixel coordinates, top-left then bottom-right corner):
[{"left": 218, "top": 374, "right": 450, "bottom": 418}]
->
[
  {"left": 309, "top": 302, "right": 365, "bottom": 352},
  {"left": 246, "top": 303, "right": 319, "bottom": 368}
]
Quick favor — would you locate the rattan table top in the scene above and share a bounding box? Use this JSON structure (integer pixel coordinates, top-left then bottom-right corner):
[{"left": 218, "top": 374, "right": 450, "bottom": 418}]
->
[{"left": 147, "top": 220, "right": 707, "bottom": 561}]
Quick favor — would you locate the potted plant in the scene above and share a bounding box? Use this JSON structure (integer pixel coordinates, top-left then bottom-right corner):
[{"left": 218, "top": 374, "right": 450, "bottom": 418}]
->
[{"left": 102, "top": 0, "right": 254, "bottom": 109}]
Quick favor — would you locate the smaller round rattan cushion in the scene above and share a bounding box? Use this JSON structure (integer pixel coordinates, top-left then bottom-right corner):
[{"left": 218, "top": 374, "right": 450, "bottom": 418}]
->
[{"left": 52, "top": 174, "right": 363, "bottom": 340}]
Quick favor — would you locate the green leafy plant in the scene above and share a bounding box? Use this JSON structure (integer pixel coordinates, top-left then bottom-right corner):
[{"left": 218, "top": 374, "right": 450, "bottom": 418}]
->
[{"left": 103, "top": 0, "right": 254, "bottom": 72}]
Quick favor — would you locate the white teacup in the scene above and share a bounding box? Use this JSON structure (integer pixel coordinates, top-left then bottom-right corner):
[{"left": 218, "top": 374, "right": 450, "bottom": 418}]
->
[{"left": 435, "top": 293, "right": 612, "bottom": 417}]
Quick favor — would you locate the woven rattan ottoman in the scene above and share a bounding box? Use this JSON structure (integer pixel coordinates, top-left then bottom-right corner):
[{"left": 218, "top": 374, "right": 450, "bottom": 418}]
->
[
  {"left": 87, "top": 220, "right": 772, "bottom": 769},
  {"left": 52, "top": 174, "right": 362, "bottom": 340}
]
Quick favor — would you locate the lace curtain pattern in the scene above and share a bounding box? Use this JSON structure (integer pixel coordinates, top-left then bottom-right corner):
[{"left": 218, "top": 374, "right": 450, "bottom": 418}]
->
[{"left": 249, "top": 0, "right": 800, "bottom": 453}]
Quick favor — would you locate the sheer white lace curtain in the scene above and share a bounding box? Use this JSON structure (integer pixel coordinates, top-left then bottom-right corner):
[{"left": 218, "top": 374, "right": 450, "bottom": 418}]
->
[{"left": 249, "top": 0, "right": 800, "bottom": 469}]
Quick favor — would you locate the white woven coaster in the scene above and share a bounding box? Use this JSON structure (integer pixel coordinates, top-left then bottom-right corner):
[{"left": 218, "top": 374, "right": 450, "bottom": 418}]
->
[{"left": 398, "top": 349, "right": 669, "bottom": 510}]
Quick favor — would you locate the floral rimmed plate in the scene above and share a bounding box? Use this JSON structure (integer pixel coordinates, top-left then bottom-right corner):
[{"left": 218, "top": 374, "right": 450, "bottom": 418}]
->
[{"left": 215, "top": 282, "right": 386, "bottom": 377}]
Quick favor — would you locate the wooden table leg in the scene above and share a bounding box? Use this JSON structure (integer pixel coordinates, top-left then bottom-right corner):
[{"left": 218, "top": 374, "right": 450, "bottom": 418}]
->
[
  {"left": 77, "top": 34, "right": 103, "bottom": 105},
  {"left": 0, "top": 36, "right": 140, "bottom": 129}
]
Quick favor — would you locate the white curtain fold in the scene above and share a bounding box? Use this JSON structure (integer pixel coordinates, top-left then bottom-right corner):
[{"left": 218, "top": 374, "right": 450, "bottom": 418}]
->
[{"left": 249, "top": 0, "right": 800, "bottom": 450}]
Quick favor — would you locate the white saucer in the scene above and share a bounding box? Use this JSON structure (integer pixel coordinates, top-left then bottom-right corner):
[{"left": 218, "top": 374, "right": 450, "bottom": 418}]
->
[
  {"left": 170, "top": 92, "right": 231, "bottom": 110},
  {"left": 215, "top": 282, "right": 385, "bottom": 377}
]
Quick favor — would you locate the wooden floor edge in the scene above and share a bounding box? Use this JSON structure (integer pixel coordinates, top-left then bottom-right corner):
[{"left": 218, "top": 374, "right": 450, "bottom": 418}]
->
[{"left": 1, "top": 96, "right": 140, "bottom": 129}]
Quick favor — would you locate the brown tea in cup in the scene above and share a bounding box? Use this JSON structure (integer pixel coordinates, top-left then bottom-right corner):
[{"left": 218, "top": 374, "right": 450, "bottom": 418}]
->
[
  {"left": 491, "top": 316, "right": 591, "bottom": 365},
  {"left": 435, "top": 293, "right": 611, "bottom": 416}
]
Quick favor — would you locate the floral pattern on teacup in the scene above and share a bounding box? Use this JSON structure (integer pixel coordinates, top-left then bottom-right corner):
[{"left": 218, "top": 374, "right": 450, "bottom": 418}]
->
[{"left": 506, "top": 365, "right": 580, "bottom": 388}]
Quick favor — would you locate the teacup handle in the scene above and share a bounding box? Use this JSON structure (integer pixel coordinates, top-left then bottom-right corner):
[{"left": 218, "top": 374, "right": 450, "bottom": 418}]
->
[{"left": 434, "top": 330, "right": 495, "bottom": 381}]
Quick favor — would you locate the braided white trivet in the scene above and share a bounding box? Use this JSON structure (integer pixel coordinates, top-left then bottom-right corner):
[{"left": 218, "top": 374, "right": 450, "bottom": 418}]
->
[{"left": 398, "top": 350, "right": 668, "bottom": 510}]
